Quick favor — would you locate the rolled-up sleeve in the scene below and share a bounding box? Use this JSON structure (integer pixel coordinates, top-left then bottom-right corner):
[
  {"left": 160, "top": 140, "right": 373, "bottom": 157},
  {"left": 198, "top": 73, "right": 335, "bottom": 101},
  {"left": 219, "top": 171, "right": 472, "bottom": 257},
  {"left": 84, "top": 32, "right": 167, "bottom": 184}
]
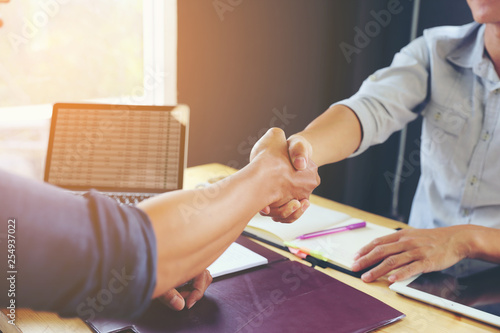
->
[
  {"left": 0, "top": 170, "right": 157, "bottom": 320},
  {"left": 334, "top": 36, "right": 431, "bottom": 156}
]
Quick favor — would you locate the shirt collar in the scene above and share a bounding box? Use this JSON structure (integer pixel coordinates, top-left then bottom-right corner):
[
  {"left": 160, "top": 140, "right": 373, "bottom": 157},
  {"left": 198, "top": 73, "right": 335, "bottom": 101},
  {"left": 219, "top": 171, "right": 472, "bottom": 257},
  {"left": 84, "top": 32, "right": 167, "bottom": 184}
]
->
[
  {"left": 447, "top": 23, "right": 485, "bottom": 69},
  {"left": 447, "top": 24, "right": 499, "bottom": 82}
]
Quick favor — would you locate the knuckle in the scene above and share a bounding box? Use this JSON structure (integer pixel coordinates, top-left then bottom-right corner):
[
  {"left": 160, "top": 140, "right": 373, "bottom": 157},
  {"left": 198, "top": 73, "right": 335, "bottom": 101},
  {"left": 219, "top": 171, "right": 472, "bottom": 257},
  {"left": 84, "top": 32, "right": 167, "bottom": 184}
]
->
[
  {"left": 371, "top": 237, "right": 383, "bottom": 247},
  {"left": 407, "top": 264, "right": 417, "bottom": 275},
  {"left": 420, "top": 258, "right": 433, "bottom": 272},
  {"left": 280, "top": 211, "right": 290, "bottom": 219},
  {"left": 290, "top": 140, "right": 305, "bottom": 152},
  {"left": 397, "top": 229, "right": 409, "bottom": 237},
  {"left": 406, "top": 239, "right": 418, "bottom": 248},
  {"left": 372, "top": 246, "right": 385, "bottom": 258},
  {"left": 401, "top": 263, "right": 417, "bottom": 277},
  {"left": 384, "top": 255, "right": 398, "bottom": 268},
  {"left": 268, "top": 127, "right": 284, "bottom": 136},
  {"left": 280, "top": 207, "right": 293, "bottom": 219}
]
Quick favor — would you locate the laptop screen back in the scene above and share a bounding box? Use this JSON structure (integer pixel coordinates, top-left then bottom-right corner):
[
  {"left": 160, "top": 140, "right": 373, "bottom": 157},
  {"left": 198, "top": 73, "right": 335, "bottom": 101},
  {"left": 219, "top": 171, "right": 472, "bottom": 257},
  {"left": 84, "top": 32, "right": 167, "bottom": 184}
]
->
[{"left": 45, "top": 103, "right": 189, "bottom": 193}]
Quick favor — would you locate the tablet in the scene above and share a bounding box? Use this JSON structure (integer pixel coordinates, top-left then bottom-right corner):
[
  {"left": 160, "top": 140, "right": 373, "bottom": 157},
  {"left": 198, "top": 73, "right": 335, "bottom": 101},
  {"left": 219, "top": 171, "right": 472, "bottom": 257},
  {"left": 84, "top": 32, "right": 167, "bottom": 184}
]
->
[{"left": 390, "top": 259, "right": 500, "bottom": 328}]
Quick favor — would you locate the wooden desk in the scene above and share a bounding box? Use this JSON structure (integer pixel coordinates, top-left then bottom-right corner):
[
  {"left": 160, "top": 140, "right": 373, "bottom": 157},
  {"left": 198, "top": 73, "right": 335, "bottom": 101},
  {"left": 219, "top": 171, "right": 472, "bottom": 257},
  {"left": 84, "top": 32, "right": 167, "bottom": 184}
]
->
[{"left": 4, "top": 163, "right": 498, "bottom": 332}]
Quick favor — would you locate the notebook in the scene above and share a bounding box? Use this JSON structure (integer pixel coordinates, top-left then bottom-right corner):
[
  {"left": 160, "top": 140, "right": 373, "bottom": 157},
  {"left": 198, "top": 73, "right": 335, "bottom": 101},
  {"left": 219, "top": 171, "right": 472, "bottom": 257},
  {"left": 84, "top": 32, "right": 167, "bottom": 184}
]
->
[
  {"left": 44, "top": 103, "right": 189, "bottom": 204},
  {"left": 87, "top": 236, "right": 405, "bottom": 333},
  {"left": 206, "top": 242, "right": 268, "bottom": 278},
  {"left": 243, "top": 203, "right": 396, "bottom": 276}
]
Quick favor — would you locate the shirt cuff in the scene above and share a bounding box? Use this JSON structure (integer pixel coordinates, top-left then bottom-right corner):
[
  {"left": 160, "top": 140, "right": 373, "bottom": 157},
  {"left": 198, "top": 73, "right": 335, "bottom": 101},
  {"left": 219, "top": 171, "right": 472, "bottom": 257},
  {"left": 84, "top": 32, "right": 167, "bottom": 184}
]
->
[{"left": 331, "top": 98, "right": 377, "bottom": 158}]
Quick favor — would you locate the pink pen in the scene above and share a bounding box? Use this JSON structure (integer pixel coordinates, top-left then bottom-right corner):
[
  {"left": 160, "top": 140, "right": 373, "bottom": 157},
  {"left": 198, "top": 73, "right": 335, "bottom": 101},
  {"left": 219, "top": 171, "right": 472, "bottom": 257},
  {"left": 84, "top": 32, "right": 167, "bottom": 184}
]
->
[{"left": 295, "top": 221, "right": 367, "bottom": 240}]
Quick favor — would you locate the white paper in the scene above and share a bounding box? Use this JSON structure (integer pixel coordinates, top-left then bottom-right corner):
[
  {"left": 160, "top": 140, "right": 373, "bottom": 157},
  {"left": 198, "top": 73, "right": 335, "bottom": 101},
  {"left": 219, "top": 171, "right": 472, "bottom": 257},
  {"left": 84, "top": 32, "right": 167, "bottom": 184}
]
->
[
  {"left": 246, "top": 203, "right": 351, "bottom": 241},
  {"left": 207, "top": 243, "right": 268, "bottom": 278},
  {"left": 290, "top": 220, "right": 396, "bottom": 269}
]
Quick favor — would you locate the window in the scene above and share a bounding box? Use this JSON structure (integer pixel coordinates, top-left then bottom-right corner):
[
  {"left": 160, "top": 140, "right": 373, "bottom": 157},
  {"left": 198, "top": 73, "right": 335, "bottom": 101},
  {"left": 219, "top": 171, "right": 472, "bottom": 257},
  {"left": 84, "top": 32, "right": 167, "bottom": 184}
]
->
[
  {"left": 0, "top": 0, "right": 177, "bottom": 178},
  {"left": 0, "top": 0, "right": 176, "bottom": 117}
]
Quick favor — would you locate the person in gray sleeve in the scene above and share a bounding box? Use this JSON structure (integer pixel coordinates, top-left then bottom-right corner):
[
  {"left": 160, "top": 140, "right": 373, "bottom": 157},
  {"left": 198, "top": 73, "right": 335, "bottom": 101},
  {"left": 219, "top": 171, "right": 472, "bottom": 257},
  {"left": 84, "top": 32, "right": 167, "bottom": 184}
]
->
[{"left": 0, "top": 127, "right": 319, "bottom": 319}]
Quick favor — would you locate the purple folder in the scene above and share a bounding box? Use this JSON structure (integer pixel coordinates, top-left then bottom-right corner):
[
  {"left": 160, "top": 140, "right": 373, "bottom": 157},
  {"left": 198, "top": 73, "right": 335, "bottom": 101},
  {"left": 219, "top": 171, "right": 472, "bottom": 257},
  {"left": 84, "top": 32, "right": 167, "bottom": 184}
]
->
[{"left": 87, "top": 237, "right": 404, "bottom": 333}]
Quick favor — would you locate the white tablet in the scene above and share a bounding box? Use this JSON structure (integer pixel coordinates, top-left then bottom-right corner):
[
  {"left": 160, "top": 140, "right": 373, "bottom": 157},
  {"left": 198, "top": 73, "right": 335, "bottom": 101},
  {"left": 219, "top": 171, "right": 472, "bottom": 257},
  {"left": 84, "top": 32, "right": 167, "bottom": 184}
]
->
[{"left": 390, "top": 259, "right": 500, "bottom": 328}]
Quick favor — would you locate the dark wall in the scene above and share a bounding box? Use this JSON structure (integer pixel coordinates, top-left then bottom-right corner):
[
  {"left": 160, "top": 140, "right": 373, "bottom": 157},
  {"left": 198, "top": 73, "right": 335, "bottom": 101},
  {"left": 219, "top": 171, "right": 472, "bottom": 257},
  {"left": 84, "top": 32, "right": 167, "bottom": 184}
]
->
[
  {"left": 178, "top": 0, "right": 473, "bottom": 221},
  {"left": 178, "top": 0, "right": 354, "bottom": 176}
]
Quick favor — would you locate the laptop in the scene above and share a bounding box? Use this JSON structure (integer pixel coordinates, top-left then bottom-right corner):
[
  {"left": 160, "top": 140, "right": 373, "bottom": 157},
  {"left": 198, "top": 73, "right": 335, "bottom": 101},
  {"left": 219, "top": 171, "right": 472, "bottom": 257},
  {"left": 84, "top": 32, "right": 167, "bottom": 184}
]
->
[
  {"left": 390, "top": 258, "right": 500, "bottom": 328},
  {"left": 44, "top": 103, "right": 189, "bottom": 205}
]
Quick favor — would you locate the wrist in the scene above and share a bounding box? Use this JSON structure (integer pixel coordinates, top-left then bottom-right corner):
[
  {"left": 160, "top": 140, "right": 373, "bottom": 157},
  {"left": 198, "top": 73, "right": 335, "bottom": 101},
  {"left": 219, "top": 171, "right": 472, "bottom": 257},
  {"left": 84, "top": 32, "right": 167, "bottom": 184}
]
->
[
  {"left": 244, "top": 156, "right": 287, "bottom": 206},
  {"left": 452, "top": 225, "right": 476, "bottom": 260},
  {"left": 464, "top": 225, "right": 499, "bottom": 261}
]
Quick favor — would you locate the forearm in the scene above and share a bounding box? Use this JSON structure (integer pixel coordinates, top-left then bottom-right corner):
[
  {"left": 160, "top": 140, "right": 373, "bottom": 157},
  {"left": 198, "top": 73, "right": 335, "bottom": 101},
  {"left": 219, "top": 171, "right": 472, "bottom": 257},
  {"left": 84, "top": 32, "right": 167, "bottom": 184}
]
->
[
  {"left": 466, "top": 225, "right": 500, "bottom": 263},
  {"left": 139, "top": 159, "right": 282, "bottom": 298},
  {"left": 293, "top": 104, "right": 362, "bottom": 167}
]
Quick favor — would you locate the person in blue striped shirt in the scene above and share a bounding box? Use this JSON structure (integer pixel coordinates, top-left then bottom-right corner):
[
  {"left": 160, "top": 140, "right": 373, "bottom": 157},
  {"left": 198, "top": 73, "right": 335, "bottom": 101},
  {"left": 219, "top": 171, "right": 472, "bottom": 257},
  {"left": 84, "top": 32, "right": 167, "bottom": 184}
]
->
[{"left": 256, "top": 0, "right": 500, "bottom": 284}]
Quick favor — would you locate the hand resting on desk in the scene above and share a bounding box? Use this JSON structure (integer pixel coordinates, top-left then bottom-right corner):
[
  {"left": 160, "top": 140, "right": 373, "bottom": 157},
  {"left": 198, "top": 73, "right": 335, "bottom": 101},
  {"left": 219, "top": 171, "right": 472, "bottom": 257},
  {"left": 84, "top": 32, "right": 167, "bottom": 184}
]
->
[{"left": 351, "top": 225, "right": 500, "bottom": 283}]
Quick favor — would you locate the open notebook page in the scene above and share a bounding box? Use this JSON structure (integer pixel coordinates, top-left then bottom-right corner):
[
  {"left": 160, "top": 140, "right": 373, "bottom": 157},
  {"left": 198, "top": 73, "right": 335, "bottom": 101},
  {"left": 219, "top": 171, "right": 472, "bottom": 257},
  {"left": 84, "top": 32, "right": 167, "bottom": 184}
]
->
[
  {"left": 246, "top": 203, "right": 351, "bottom": 242},
  {"left": 207, "top": 242, "right": 268, "bottom": 278},
  {"left": 289, "top": 220, "right": 396, "bottom": 270}
]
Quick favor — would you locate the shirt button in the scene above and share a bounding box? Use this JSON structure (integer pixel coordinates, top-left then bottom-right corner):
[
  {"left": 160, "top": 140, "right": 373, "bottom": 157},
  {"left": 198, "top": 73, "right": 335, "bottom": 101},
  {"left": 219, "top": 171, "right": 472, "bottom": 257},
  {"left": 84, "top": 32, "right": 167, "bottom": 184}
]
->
[
  {"left": 462, "top": 209, "right": 471, "bottom": 217},
  {"left": 434, "top": 112, "right": 442, "bottom": 121},
  {"left": 369, "top": 75, "right": 377, "bottom": 81},
  {"left": 470, "top": 176, "right": 478, "bottom": 186},
  {"left": 482, "top": 131, "right": 490, "bottom": 141}
]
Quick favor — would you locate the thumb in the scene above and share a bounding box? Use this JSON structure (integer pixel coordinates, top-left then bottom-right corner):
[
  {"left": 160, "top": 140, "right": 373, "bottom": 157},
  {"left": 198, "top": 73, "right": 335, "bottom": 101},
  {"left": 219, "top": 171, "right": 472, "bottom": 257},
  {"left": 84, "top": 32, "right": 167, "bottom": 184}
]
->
[
  {"left": 287, "top": 135, "right": 311, "bottom": 171},
  {"left": 250, "top": 127, "right": 286, "bottom": 162},
  {"left": 159, "top": 288, "right": 186, "bottom": 311}
]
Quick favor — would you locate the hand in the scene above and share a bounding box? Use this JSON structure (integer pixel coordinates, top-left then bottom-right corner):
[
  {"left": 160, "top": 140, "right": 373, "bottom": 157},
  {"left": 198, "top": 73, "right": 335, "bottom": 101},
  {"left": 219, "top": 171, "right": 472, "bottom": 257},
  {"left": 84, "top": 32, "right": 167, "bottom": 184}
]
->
[
  {"left": 251, "top": 132, "right": 318, "bottom": 222},
  {"left": 351, "top": 227, "right": 472, "bottom": 283},
  {"left": 159, "top": 269, "right": 213, "bottom": 310}
]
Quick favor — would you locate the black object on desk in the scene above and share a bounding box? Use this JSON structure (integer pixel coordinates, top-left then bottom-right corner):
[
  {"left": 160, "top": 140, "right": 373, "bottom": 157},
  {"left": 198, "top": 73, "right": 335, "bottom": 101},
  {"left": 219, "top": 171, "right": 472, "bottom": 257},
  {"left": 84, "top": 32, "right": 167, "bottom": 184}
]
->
[{"left": 87, "top": 237, "right": 405, "bottom": 333}]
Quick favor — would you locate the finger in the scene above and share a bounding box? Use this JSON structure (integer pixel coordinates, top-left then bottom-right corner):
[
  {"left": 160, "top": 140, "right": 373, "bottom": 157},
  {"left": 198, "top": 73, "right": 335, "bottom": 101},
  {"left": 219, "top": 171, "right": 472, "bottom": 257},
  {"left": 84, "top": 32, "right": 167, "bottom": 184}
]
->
[
  {"left": 266, "top": 200, "right": 301, "bottom": 221},
  {"left": 353, "top": 231, "right": 404, "bottom": 261},
  {"left": 388, "top": 260, "right": 425, "bottom": 283},
  {"left": 159, "top": 288, "right": 185, "bottom": 311},
  {"left": 185, "top": 270, "right": 213, "bottom": 309},
  {"left": 259, "top": 206, "right": 271, "bottom": 215},
  {"left": 359, "top": 248, "right": 418, "bottom": 282},
  {"left": 271, "top": 199, "right": 310, "bottom": 223},
  {"left": 352, "top": 234, "right": 410, "bottom": 273},
  {"left": 287, "top": 135, "right": 311, "bottom": 170}
]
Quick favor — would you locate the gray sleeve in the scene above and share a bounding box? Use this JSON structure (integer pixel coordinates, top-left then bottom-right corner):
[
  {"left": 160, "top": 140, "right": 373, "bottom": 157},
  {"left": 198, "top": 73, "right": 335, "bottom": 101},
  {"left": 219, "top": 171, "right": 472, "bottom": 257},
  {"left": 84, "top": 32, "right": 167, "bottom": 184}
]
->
[
  {"left": 0, "top": 170, "right": 157, "bottom": 320},
  {"left": 334, "top": 36, "right": 431, "bottom": 156}
]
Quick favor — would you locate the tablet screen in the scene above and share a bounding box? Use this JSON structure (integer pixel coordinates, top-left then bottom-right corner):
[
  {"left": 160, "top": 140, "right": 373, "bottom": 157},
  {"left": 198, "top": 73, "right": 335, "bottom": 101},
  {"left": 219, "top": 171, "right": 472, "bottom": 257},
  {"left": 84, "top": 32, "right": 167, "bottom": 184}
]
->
[{"left": 407, "top": 259, "right": 500, "bottom": 317}]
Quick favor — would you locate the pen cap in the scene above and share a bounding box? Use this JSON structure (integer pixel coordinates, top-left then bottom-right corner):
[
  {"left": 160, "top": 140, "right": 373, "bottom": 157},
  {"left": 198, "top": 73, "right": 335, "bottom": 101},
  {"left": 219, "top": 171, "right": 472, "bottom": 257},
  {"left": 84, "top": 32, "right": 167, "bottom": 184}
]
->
[{"left": 347, "top": 222, "right": 366, "bottom": 230}]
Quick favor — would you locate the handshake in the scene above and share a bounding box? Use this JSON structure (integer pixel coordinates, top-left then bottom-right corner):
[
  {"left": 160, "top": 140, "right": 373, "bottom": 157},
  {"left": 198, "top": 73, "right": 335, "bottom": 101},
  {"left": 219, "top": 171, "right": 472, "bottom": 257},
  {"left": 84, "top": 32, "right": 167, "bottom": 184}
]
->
[{"left": 249, "top": 128, "right": 321, "bottom": 223}]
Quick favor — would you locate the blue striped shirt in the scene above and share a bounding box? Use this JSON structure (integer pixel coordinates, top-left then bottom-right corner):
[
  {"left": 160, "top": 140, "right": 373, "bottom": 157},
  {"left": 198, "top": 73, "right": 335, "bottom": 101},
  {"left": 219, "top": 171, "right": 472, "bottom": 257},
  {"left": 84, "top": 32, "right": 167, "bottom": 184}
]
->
[{"left": 337, "top": 22, "right": 500, "bottom": 229}]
